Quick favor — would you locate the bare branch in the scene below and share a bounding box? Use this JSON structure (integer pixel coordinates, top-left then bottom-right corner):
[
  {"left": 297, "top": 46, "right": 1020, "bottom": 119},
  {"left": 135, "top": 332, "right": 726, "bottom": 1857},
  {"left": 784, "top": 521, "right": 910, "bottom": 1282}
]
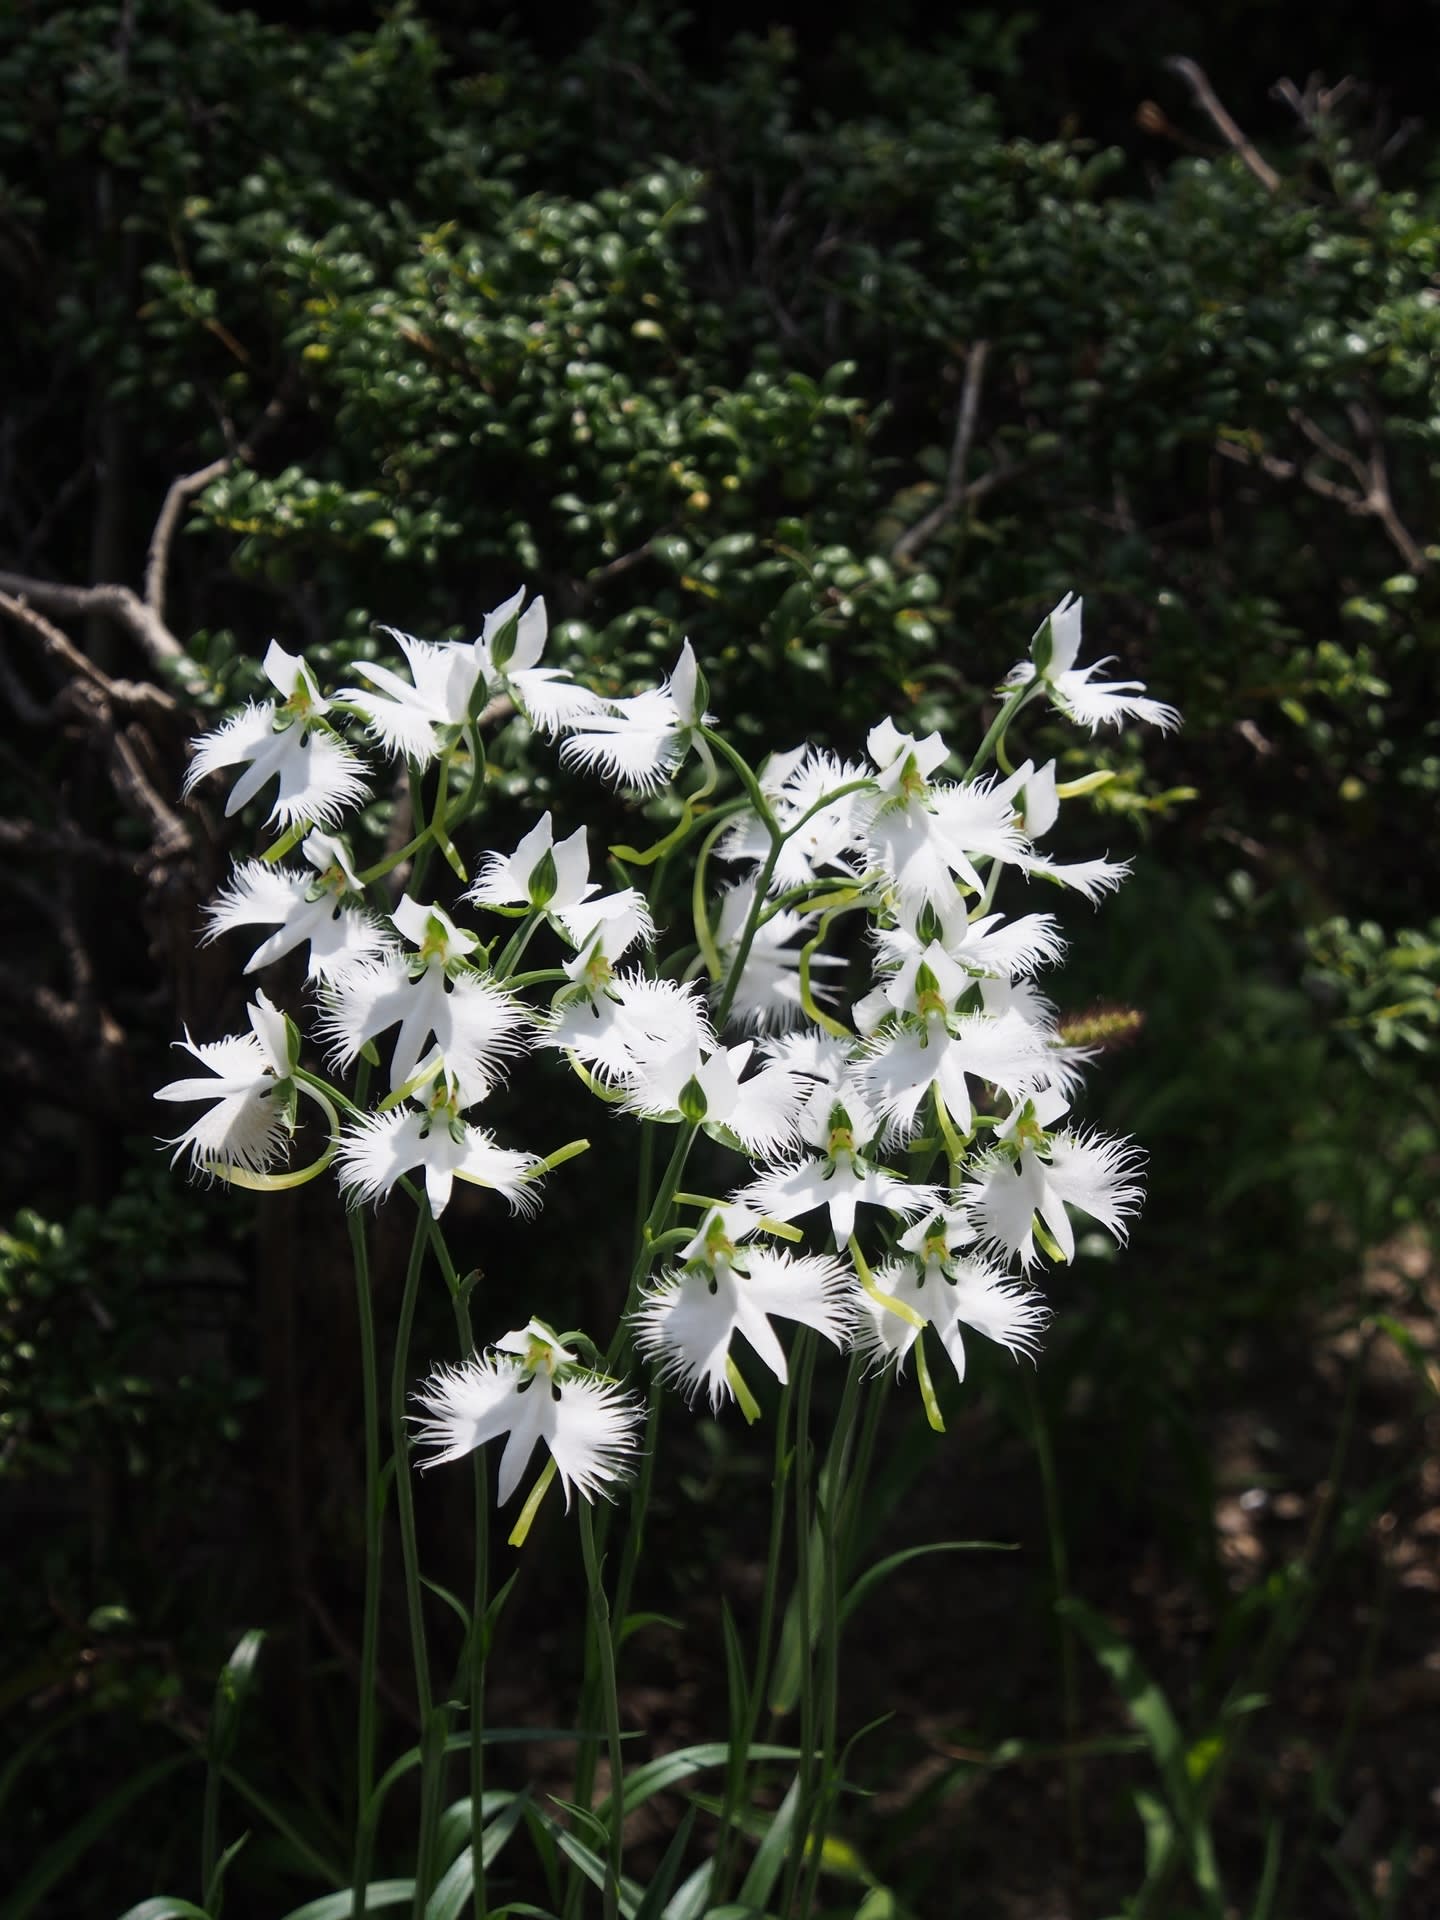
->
[
  {"left": 0, "top": 573, "right": 202, "bottom": 692},
  {"left": 144, "top": 454, "right": 231, "bottom": 628},
  {"left": 1166, "top": 57, "right": 1283, "bottom": 194},
  {"left": 145, "top": 387, "right": 290, "bottom": 626},
  {"left": 891, "top": 341, "right": 991, "bottom": 564},
  {"left": 0, "top": 590, "right": 177, "bottom": 716}
]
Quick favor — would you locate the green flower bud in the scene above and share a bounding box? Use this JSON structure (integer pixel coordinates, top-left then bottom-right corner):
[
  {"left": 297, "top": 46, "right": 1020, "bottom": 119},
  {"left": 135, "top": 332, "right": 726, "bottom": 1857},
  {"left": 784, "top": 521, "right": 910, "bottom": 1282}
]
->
[
  {"left": 678, "top": 1075, "right": 710, "bottom": 1123},
  {"left": 528, "top": 847, "right": 559, "bottom": 909}
]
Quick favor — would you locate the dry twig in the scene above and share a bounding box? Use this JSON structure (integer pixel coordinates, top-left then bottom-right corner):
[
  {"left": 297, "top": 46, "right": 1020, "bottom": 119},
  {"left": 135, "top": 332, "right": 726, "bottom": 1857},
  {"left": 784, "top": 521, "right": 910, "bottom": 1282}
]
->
[
  {"left": 1165, "top": 57, "right": 1283, "bottom": 194},
  {"left": 891, "top": 340, "right": 993, "bottom": 564}
]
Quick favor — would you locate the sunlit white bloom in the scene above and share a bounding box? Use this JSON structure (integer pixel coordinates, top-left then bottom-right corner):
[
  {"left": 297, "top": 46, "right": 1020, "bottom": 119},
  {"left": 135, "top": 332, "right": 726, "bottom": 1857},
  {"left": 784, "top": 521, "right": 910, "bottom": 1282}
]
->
[
  {"left": 856, "top": 1252, "right": 1047, "bottom": 1381},
  {"left": 468, "top": 812, "right": 594, "bottom": 914},
  {"left": 866, "top": 912, "right": 1066, "bottom": 1006},
  {"left": 621, "top": 1037, "right": 809, "bottom": 1157},
  {"left": 962, "top": 1125, "right": 1145, "bottom": 1269},
  {"left": 634, "top": 1246, "right": 854, "bottom": 1408},
  {"left": 543, "top": 973, "right": 709, "bottom": 1086},
  {"left": 414, "top": 1321, "right": 640, "bottom": 1506},
  {"left": 714, "top": 881, "right": 839, "bottom": 1032},
  {"left": 1017, "top": 849, "right": 1132, "bottom": 901},
  {"left": 156, "top": 991, "right": 295, "bottom": 1175},
  {"left": 857, "top": 1004, "right": 1056, "bottom": 1140},
  {"left": 184, "top": 642, "right": 369, "bottom": 828},
  {"left": 741, "top": 1148, "right": 942, "bottom": 1245},
  {"left": 998, "top": 759, "right": 1060, "bottom": 839},
  {"left": 716, "top": 746, "right": 870, "bottom": 893},
  {"left": 1005, "top": 593, "right": 1180, "bottom": 733},
  {"left": 859, "top": 723, "right": 1027, "bottom": 914},
  {"left": 557, "top": 889, "right": 653, "bottom": 965},
  {"left": 202, "top": 832, "right": 388, "bottom": 981},
  {"left": 558, "top": 641, "right": 708, "bottom": 792},
  {"left": 336, "top": 1084, "right": 543, "bottom": 1217},
  {"left": 340, "top": 627, "right": 485, "bottom": 765},
  {"left": 318, "top": 905, "right": 529, "bottom": 1104},
  {"left": 476, "top": 589, "right": 604, "bottom": 734}
]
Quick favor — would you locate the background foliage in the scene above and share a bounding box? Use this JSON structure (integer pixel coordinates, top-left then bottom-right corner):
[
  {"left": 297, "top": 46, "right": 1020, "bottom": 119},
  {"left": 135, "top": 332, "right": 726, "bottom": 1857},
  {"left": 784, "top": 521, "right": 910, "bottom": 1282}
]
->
[{"left": 2, "top": 3, "right": 1436, "bottom": 1915}]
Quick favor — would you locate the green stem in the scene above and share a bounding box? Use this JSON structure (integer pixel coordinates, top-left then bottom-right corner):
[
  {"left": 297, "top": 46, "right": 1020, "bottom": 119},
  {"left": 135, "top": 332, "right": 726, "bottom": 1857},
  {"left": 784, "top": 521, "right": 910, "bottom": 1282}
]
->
[
  {"left": 712, "top": 1367, "right": 795, "bottom": 1902},
  {"left": 797, "top": 1359, "right": 863, "bottom": 1919},
  {"left": 778, "top": 1332, "right": 819, "bottom": 1918},
  {"left": 200, "top": 1751, "right": 221, "bottom": 1908},
  {"left": 579, "top": 1505, "right": 625, "bottom": 1920},
  {"left": 964, "top": 677, "right": 1038, "bottom": 782},
  {"left": 348, "top": 1192, "right": 383, "bottom": 1920},
  {"left": 394, "top": 1206, "right": 438, "bottom": 1916},
  {"left": 432, "top": 1221, "right": 489, "bottom": 1920}
]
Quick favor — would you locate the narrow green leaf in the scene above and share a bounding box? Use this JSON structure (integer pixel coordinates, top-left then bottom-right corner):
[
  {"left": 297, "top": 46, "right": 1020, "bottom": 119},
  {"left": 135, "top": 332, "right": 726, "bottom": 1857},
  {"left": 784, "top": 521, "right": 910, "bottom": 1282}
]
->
[
  {"left": 279, "top": 1883, "right": 414, "bottom": 1920},
  {"left": 632, "top": 1809, "right": 697, "bottom": 1920},
  {"left": 209, "top": 1629, "right": 266, "bottom": 1764},
  {"left": 841, "top": 1541, "right": 1016, "bottom": 1625},
  {"left": 420, "top": 1574, "right": 474, "bottom": 1635},
  {"left": 115, "top": 1902, "right": 213, "bottom": 1920},
  {"left": 616, "top": 1611, "right": 683, "bottom": 1649},
  {"left": 204, "top": 1831, "right": 250, "bottom": 1914},
  {"left": 737, "top": 1774, "right": 801, "bottom": 1908},
  {"left": 597, "top": 1742, "right": 797, "bottom": 1820},
  {"left": 435, "top": 1792, "right": 515, "bottom": 1872}
]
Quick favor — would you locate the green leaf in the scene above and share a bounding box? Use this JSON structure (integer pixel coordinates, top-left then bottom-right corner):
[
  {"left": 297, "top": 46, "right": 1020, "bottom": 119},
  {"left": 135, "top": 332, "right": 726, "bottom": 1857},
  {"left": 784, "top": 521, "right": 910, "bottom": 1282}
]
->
[
  {"left": 115, "top": 1903, "right": 214, "bottom": 1920},
  {"left": 737, "top": 1774, "right": 801, "bottom": 1908},
  {"left": 597, "top": 1742, "right": 798, "bottom": 1820},
  {"left": 1059, "top": 1598, "right": 1224, "bottom": 1911},
  {"left": 616, "top": 1610, "right": 683, "bottom": 1649},
  {"left": 841, "top": 1541, "right": 1017, "bottom": 1625},
  {"left": 631, "top": 1809, "right": 697, "bottom": 1920},
  {"left": 209, "top": 1628, "right": 266, "bottom": 1764},
  {"left": 279, "top": 1883, "right": 415, "bottom": 1920},
  {"left": 6, "top": 1754, "right": 192, "bottom": 1920}
]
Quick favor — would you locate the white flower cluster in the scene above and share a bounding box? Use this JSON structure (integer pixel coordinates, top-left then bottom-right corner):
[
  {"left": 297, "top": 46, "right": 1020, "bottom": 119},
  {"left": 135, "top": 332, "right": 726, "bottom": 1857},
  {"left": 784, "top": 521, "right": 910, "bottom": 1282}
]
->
[{"left": 159, "top": 588, "right": 1173, "bottom": 1510}]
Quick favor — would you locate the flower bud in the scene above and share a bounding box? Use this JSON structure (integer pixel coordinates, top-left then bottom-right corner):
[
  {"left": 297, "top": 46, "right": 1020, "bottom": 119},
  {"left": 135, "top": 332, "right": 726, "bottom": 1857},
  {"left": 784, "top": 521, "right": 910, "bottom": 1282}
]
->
[
  {"left": 527, "top": 847, "right": 559, "bottom": 909},
  {"left": 678, "top": 1075, "right": 710, "bottom": 1123}
]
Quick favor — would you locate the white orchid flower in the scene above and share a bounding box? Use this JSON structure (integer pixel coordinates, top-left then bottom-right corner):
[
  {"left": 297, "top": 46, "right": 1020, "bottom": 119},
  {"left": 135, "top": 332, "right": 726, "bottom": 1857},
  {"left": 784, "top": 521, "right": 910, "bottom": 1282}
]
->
[
  {"left": 156, "top": 990, "right": 296, "bottom": 1175},
  {"left": 962, "top": 1119, "right": 1145, "bottom": 1270},
  {"left": 201, "top": 831, "right": 388, "bottom": 981},
  {"left": 184, "top": 642, "right": 369, "bottom": 829},
  {"left": 339, "top": 627, "right": 486, "bottom": 766},
  {"left": 413, "top": 1321, "right": 640, "bottom": 1508},
  {"left": 1005, "top": 593, "right": 1180, "bottom": 733},
  {"left": 634, "top": 1243, "right": 854, "bottom": 1409},
  {"left": 558, "top": 641, "right": 709, "bottom": 792},
  {"left": 318, "top": 896, "right": 529, "bottom": 1104},
  {"left": 336, "top": 1081, "right": 543, "bottom": 1218},
  {"left": 476, "top": 589, "right": 604, "bottom": 734},
  {"left": 856, "top": 1251, "right": 1047, "bottom": 1382}
]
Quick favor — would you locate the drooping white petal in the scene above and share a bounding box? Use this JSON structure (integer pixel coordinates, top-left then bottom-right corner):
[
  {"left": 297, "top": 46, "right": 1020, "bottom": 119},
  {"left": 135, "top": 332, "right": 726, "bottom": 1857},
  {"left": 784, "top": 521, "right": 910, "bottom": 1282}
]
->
[
  {"left": 202, "top": 859, "right": 388, "bottom": 981},
  {"left": 857, "top": 1254, "right": 1048, "bottom": 1381},
  {"left": 739, "top": 1154, "right": 942, "bottom": 1246},
  {"left": 155, "top": 1024, "right": 289, "bottom": 1175},
  {"left": 318, "top": 953, "right": 530, "bottom": 1103},
  {"left": 634, "top": 1248, "right": 854, "bottom": 1407},
  {"left": 336, "top": 1105, "right": 543, "bottom": 1217},
  {"left": 413, "top": 1355, "right": 641, "bottom": 1506},
  {"left": 558, "top": 686, "right": 686, "bottom": 793}
]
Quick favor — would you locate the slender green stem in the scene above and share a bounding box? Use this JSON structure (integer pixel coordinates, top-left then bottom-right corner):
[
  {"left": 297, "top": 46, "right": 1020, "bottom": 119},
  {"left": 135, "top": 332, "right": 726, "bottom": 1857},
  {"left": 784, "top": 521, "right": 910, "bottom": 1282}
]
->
[
  {"left": 964, "top": 677, "right": 1038, "bottom": 781},
  {"left": 579, "top": 1506, "right": 625, "bottom": 1920},
  {"left": 797, "top": 1359, "right": 863, "bottom": 1919},
  {"left": 394, "top": 1206, "right": 438, "bottom": 1916},
  {"left": 712, "top": 1368, "right": 795, "bottom": 1902},
  {"left": 347, "top": 1196, "right": 383, "bottom": 1920},
  {"left": 778, "top": 1333, "right": 819, "bottom": 1918}
]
